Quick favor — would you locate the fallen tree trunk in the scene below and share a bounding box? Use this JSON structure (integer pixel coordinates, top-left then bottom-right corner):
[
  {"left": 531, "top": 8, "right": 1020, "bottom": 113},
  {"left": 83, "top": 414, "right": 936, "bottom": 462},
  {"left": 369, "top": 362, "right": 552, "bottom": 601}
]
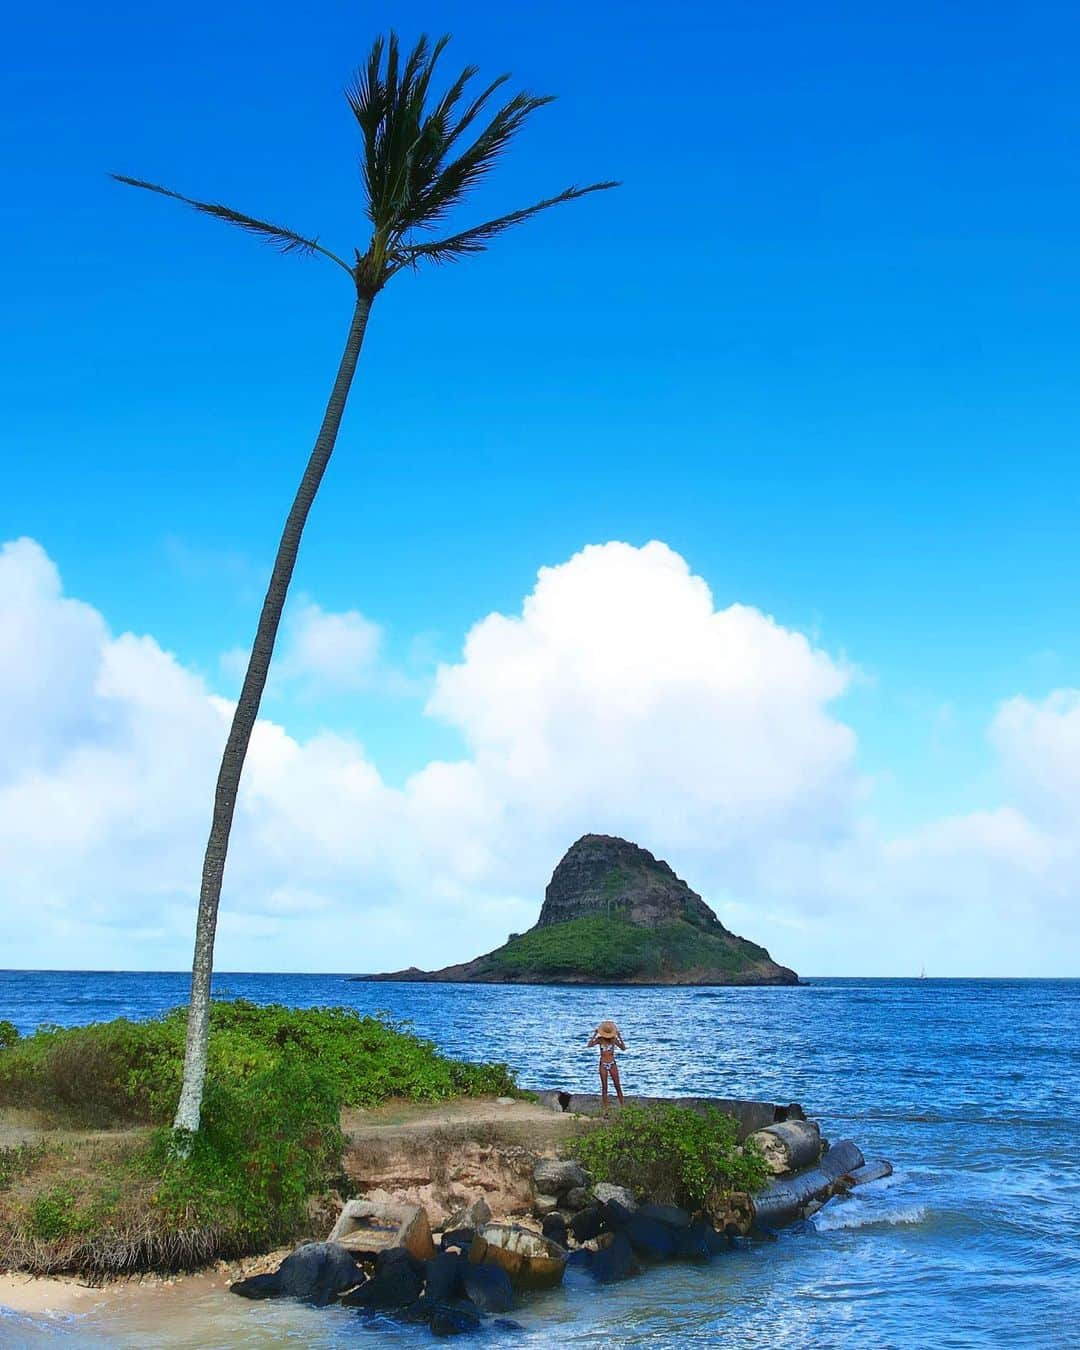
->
[{"left": 750, "top": 1140, "right": 865, "bottom": 1231}]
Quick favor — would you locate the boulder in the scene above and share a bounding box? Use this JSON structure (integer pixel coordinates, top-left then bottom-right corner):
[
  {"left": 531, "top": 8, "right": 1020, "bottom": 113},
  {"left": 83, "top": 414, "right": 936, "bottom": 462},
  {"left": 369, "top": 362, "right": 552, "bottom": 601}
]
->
[
  {"left": 462, "top": 1261, "right": 515, "bottom": 1313},
  {"left": 746, "top": 1119, "right": 823, "bottom": 1175},
  {"left": 533, "top": 1159, "right": 590, "bottom": 1195},
  {"left": 340, "top": 1257, "right": 423, "bottom": 1310},
  {"left": 672, "top": 1220, "right": 721, "bottom": 1262},
  {"left": 599, "top": 1198, "right": 635, "bottom": 1230},
  {"left": 637, "top": 1202, "right": 691, "bottom": 1230},
  {"left": 569, "top": 1204, "right": 606, "bottom": 1243},
  {"left": 230, "top": 1272, "right": 282, "bottom": 1300},
  {"left": 563, "top": 1187, "right": 593, "bottom": 1211},
  {"left": 443, "top": 1197, "right": 492, "bottom": 1231},
  {"left": 330, "top": 1198, "right": 436, "bottom": 1262},
  {"left": 376, "top": 1246, "right": 425, "bottom": 1276},
  {"left": 591, "top": 1230, "right": 638, "bottom": 1284},
  {"left": 423, "top": 1251, "right": 466, "bottom": 1303},
  {"left": 541, "top": 1213, "right": 569, "bottom": 1247},
  {"left": 532, "top": 1192, "right": 560, "bottom": 1217},
  {"left": 624, "top": 1214, "right": 677, "bottom": 1260},
  {"left": 440, "top": 1228, "right": 475, "bottom": 1253},
  {"left": 592, "top": 1182, "right": 637, "bottom": 1211},
  {"left": 429, "top": 1301, "right": 484, "bottom": 1336},
  {"left": 230, "top": 1241, "right": 364, "bottom": 1305}
]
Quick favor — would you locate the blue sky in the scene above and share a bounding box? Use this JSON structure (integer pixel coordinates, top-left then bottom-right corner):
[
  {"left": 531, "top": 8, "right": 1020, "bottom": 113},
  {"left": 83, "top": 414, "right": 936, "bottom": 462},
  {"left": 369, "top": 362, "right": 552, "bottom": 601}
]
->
[{"left": 2, "top": 1, "right": 1079, "bottom": 972}]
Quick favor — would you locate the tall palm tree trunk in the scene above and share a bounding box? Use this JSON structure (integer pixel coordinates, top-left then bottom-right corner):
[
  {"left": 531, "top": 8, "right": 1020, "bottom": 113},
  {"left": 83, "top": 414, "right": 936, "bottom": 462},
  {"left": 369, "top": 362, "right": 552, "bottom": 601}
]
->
[{"left": 173, "top": 291, "right": 374, "bottom": 1136}]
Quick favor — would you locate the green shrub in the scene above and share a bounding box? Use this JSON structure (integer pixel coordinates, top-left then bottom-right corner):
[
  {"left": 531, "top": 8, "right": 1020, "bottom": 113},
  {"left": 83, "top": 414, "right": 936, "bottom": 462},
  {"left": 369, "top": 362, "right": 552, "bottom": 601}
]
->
[
  {"left": 150, "top": 1056, "right": 344, "bottom": 1243},
  {"left": 0, "top": 1000, "right": 517, "bottom": 1128},
  {"left": 575, "top": 1103, "right": 768, "bottom": 1208},
  {"left": 28, "top": 1185, "right": 84, "bottom": 1241},
  {"left": 0, "top": 1020, "right": 19, "bottom": 1051}
]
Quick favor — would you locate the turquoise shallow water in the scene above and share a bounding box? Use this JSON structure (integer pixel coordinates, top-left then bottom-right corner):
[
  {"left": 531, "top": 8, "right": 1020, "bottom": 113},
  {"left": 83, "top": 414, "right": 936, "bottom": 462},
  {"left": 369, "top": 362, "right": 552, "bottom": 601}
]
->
[{"left": 1, "top": 973, "right": 1077, "bottom": 1348}]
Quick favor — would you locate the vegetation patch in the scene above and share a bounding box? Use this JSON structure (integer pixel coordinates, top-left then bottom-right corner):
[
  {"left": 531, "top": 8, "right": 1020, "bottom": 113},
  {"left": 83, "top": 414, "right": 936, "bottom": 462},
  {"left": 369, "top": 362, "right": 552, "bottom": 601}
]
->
[
  {"left": 0, "top": 1001, "right": 517, "bottom": 1277},
  {"left": 476, "top": 915, "right": 770, "bottom": 982},
  {"left": 575, "top": 1103, "right": 769, "bottom": 1208},
  {"left": 0, "top": 1000, "right": 515, "bottom": 1128}
]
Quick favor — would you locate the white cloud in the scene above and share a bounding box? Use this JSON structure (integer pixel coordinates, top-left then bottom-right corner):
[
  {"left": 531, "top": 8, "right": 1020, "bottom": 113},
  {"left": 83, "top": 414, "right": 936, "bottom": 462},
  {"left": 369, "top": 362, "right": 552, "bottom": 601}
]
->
[
  {"left": 279, "top": 599, "right": 384, "bottom": 691},
  {"left": 0, "top": 536, "right": 1077, "bottom": 976}
]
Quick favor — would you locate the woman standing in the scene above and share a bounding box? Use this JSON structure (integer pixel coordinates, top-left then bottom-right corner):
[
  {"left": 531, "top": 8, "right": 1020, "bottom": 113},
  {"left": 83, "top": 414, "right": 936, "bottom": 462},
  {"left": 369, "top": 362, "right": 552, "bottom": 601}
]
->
[{"left": 588, "top": 1019, "right": 627, "bottom": 1108}]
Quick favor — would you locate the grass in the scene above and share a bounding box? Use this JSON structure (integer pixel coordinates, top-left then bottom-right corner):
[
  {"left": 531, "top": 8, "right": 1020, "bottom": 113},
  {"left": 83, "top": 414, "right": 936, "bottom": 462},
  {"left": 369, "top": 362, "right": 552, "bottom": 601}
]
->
[
  {"left": 0, "top": 1001, "right": 518, "bottom": 1278},
  {"left": 473, "top": 915, "right": 773, "bottom": 982}
]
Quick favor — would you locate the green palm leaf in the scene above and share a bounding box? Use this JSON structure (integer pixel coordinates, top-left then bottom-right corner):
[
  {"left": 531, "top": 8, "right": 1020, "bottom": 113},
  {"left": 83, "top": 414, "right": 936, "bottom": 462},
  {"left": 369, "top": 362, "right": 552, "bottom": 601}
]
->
[{"left": 110, "top": 176, "right": 353, "bottom": 275}]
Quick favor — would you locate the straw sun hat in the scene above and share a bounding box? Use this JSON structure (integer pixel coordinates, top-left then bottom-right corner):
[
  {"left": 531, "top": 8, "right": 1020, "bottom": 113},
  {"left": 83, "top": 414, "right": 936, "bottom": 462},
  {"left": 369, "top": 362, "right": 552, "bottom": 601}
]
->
[{"left": 594, "top": 1019, "right": 621, "bottom": 1038}]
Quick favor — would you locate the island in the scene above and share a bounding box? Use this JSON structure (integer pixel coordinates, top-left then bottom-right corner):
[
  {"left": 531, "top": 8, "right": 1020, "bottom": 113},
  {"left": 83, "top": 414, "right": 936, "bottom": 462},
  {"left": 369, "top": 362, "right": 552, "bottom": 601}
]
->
[{"left": 359, "top": 833, "right": 798, "bottom": 986}]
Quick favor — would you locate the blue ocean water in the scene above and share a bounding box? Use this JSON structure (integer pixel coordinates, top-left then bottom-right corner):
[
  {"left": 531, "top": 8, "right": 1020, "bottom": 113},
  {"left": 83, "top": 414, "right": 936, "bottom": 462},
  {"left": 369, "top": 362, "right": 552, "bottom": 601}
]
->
[{"left": 1, "top": 972, "right": 1077, "bottom": 1348}]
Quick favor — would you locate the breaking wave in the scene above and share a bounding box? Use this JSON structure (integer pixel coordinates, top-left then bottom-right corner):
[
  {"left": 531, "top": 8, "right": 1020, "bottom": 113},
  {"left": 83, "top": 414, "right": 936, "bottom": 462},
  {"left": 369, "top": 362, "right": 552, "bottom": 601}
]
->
[{"left": 813, "top": 1203, "right": 927, "bottom": 1232}]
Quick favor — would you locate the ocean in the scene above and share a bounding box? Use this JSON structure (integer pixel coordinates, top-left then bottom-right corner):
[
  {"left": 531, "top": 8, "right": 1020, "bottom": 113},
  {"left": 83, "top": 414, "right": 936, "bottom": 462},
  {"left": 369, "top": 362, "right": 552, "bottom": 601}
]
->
[{"left": 1, "top": 972, "right": 1077, "bottom": 1348}]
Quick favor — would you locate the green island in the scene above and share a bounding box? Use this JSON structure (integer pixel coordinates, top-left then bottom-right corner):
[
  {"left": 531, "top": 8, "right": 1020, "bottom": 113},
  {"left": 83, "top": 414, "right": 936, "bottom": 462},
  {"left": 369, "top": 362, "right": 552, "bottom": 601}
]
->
[
  {"left": 468, "top": 914, "right": 776, "bottom": 983},
  {"left": 363, "top": 834, "right": 799, "bottom": 986}
]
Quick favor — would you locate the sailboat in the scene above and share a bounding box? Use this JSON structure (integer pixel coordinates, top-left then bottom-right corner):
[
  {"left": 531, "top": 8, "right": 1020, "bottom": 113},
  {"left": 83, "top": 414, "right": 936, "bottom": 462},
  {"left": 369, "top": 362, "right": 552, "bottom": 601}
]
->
[{"left": 918, "top": 965, "right": 927, "bottom": 979}]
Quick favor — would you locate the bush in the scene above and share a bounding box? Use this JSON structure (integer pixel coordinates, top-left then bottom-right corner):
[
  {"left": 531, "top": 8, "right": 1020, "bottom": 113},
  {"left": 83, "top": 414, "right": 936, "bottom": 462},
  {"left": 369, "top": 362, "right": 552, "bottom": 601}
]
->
[
  {"left": 150, "top": 1056, "right": 344, "bottom": 1244},
  {"left": 0, "top": 1020, "right": 19, "bottom": 1052},
  {"left": 28, "top": 1185, "right": 84, "bottom": 1241},
  {"left": 0, "top": 1000, "right": 516, "bottom": 1128},
  {"left": 575, "top": 1103, "right": 768, "bottom": 1208}
]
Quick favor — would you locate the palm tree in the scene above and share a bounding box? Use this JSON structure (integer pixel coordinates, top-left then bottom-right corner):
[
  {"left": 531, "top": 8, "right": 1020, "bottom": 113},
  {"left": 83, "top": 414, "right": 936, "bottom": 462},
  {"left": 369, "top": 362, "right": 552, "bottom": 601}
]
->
[{"left": 116, "top": 31, "right": 616, "bottom": 1138}]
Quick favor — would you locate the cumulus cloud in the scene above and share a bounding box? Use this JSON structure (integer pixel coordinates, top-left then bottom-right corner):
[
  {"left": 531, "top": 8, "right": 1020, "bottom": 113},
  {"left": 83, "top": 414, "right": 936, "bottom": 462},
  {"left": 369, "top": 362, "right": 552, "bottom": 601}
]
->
[
  {"left": 222, "top": 598, "right": 387, "bottom": 693},
  {"left": 0, "top": 535, "right": 1077, "bottom": 975}
]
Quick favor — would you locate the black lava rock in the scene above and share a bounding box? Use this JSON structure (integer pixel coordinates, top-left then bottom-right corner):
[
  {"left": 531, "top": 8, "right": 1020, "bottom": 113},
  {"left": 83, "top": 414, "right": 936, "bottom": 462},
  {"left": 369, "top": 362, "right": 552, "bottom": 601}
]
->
[
  {"left": 625, "top": 1214, "right": 677, "bottom": 1260},
  {"left": 375, "top": 1245, "right": 425, "bottom": 1277},
  {"left": 542, "top": 1213, "right": 569, "bottom": 1247},
  {"left": 672, "top": 1220, "right": 717, "bottom": 1262},
  {"left": 341, "top": 1263, "right": 423, "bottom": 1309},
  {"left": 231, "top": 1242, "right": 364, "bottom": 1306},
  {"left": 429, "top": 1300, "right": 484, "bottom": 1336},
  {"left": 600, "top": 1199, "right": 635, "bottom": 1230},
  {"left": 230, "top": 1272, "right": 282, "bottom": 1300},
  {"left": 424, "top": 1251, "right": 466, "bottom": 1302},
  {"left": 637, "top": 1202, "right": 692, "bottom": 1230},
  {"left": 570, "top": 1204, "right": 607, "bottom": 1243},
  {"left": 462, "top": 1261, "right": 514, "bottom": 1313},
  {"left": 591, "top": 1231, "right": 638, "bottom": 1284}
]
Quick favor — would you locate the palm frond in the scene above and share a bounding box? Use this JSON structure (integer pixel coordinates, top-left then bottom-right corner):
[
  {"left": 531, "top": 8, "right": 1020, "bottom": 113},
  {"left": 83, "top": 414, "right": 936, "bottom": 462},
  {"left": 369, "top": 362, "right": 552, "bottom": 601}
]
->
[
  {"left": 392, "top": 90, "right": 556, "bottom": 235},
  {"left": 110, "top": 176, "right": 352, "bottom": 275},
  {"left": 390, "top": 180, "right": 619, "bottom": 271}
]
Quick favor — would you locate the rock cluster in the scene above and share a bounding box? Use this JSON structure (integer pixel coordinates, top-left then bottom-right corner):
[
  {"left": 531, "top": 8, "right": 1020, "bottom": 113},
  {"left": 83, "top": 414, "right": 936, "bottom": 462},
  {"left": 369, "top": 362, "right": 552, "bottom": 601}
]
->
[
  {"left": 231, "top": 1199, "right": 523, "bottom": 1337},
  {"left": 230, "top": 1109, "right": 892, "bottom": 1338}
]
